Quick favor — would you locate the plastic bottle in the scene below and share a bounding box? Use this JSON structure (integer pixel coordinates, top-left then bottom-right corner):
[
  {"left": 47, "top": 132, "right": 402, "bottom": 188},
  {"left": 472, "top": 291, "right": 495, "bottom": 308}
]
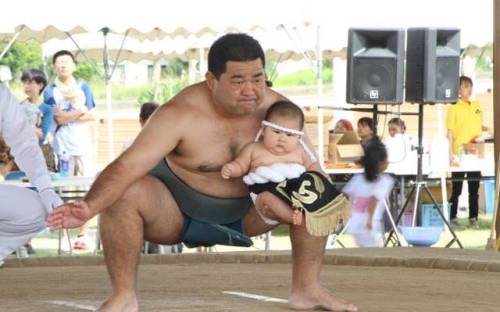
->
[{"left": 59, "top": 151, "right": 70, "bottom": 177}]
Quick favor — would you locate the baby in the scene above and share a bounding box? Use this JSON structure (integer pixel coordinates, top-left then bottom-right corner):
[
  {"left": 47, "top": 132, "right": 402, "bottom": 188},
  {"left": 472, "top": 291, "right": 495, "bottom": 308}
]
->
[{"left": 221, "top": 100, "right": 316, "bottom": 225}]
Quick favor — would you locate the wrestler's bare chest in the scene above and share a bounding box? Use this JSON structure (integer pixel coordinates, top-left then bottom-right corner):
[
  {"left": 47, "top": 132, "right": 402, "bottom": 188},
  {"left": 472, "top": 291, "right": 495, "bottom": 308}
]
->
[{"left": 173, "top": 118, "right": 259, "bottom": 173}]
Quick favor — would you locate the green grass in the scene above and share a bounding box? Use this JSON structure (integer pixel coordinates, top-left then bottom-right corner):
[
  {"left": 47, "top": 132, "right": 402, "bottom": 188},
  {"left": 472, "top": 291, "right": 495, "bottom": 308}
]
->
[{"left": 7, "top": 214, "right": 496, "bottom": 260}]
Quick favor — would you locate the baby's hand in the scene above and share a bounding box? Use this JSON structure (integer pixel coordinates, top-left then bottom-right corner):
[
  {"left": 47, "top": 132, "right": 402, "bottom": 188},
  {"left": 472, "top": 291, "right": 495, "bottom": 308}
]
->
[{"left": 221, "top": 164, "right": 233, "bottom": 179}]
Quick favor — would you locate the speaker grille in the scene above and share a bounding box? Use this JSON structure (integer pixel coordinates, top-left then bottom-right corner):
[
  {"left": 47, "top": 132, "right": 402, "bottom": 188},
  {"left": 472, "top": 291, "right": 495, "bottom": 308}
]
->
[
  {"left": 353, "top": 58, "right": 396, "bottom": 102},
  {"left": 434, "top": 57, "right": 459, "bottom": 103}
]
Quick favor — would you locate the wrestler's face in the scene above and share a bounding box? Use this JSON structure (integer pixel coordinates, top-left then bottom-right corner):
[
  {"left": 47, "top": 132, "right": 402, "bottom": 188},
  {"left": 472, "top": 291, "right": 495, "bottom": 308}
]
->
[
  {"left": 207, "top": 59, "right": 267, "bottom": 116},
  {"left": 262, "top": 115, "right": 302, "bottom": 155},
  {"left": 54, "top": 54, "right": 76, "bottom": 80}
]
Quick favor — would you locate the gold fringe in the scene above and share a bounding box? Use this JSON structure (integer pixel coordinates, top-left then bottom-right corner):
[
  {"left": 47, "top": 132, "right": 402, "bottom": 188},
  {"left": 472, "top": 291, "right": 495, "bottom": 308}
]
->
[{"left": 303, "top": 194, "right": 351, "bottom": 237}]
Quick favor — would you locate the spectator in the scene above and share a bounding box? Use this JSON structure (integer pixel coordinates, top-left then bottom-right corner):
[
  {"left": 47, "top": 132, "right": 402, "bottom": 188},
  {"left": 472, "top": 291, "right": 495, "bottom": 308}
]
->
[
  {"left": 332, "top": 119, "right": 354, "bottom": 134},
  {"left": 44, "top": 50, "right": 96, "bottom": 250},
  {"left": 447, "top": 75, "right": 490, "bottom": 228},
  {"left": 357, "top": 117, "right": 373, "bottom": 147},
  {"left": 343, "top": 138, "right": 394, "bottom": 247}
]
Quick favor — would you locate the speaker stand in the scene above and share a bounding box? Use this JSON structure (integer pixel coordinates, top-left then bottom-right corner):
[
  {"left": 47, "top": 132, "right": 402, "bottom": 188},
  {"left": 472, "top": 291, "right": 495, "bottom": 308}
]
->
[{"left": 383, "top": 104, "right": 463, "bottom": 248}]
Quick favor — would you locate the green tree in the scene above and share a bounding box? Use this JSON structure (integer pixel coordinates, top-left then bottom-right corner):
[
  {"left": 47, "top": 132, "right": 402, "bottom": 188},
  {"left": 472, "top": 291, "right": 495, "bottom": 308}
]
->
[
  {"left": 0, "top": 41, "right": 43, "bottom": 78},
  {"left": 75, "top": 61, "right": 102, "bottom": 83}
]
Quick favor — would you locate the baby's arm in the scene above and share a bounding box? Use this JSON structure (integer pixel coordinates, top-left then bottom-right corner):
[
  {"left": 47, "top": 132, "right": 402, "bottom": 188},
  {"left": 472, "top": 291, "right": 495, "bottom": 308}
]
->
[{"left": 221, "top": 143, "right": 253, "bottom": 179}]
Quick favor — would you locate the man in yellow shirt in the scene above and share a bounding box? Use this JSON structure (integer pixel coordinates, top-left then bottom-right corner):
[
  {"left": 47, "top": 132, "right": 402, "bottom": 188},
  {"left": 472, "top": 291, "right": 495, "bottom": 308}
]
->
[{"left": 447, "top": 76, "right": 489, "bottom": 228}]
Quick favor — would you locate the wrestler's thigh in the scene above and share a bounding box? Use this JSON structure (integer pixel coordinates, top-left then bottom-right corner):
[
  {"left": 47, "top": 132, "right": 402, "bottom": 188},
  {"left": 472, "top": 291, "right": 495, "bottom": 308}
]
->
[
  {"left": 128, "top": 175, "right": 184, "bottom": 244},
  {"left": 242, "top": 204, "right": 278, "bottom": 237}
]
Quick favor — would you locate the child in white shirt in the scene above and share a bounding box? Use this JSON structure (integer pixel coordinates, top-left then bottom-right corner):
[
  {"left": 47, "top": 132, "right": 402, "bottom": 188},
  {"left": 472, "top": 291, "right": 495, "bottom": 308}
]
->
[{"left": 343, "top": 138, "right": 394, "bottom": 247}]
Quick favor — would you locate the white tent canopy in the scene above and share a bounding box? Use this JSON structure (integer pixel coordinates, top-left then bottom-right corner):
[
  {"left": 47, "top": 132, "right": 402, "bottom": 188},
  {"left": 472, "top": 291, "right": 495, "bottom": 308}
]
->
[
  {"left": 2, "top": 0, "right": 492, "bottom": 51},
  {"left": 0, "top": 0, "right": 311, "bottom": 41}
]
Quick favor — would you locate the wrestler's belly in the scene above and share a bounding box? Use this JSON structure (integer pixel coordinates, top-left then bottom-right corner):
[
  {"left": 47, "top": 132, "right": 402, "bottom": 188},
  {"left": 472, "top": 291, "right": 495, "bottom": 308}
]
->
[{"left": 168, "top": 161, "right": 249, "bottom": 198}]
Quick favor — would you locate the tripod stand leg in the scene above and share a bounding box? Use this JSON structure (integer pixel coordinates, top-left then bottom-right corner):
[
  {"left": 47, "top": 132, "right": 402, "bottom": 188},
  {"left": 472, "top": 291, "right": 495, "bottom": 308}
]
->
[
  {"left": 412, "top": 184, "right": 422, "bottom": 227},
  {"left": 329, "top": 219, "right": 351, "bottom": 248},
  {"left": 384, "top": 200, "right": 402, "bottom": 246},
  {"left": 384, "top": 186, "right": 416, "bottom": 246},
  {"left": 422, "top": 184, "right": 464, "bottom": 248}
]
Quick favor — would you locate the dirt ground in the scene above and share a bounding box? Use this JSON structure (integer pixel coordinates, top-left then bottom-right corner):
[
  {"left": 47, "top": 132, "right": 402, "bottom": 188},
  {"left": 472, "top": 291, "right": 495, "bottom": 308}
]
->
[{"left": 2, "top": 249, "right": 500, "bottom": 312}]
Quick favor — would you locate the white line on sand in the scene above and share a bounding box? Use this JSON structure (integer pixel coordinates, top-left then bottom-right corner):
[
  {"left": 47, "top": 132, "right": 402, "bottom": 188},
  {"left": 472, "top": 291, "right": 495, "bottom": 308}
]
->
[
  {"left": 46, "top": 300, "right": 95, "bottom": 311},
  {"left": 223, "top": 291, "right": 288, "bottom": 303}
]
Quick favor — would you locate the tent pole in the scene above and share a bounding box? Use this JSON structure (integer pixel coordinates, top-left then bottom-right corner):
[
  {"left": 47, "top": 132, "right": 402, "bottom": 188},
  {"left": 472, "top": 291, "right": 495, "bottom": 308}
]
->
[
  {"left": 102, "top": 27, "right": 115, "bottom": 162},
  {"left": 0, "top": 31, "right": 20, "bottom": 61},
  {"left": 493, "top": 0, "right": 500, "bottom": 250},
  {"left": 316, "top": 25, "right": 325, "bottom": 166}
]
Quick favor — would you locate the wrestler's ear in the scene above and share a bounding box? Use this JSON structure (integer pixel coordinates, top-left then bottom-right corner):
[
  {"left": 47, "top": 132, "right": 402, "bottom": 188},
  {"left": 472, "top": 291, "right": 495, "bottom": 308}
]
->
[{"left": 205, "top": 72, "right": 216, "bottom": 91}]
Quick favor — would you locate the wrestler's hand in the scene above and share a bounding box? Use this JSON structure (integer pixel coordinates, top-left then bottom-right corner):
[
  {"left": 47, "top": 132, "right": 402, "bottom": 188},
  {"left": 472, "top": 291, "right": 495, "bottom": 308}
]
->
[{"left": 47, "top": 200, "right": 92, "bottom": 229}]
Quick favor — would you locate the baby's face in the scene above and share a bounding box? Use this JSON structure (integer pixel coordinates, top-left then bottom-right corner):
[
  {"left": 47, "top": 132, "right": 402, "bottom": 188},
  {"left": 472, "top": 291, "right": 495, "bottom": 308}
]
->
[{"left": 262, "top": 115, "right": 302, "bottom": 155}]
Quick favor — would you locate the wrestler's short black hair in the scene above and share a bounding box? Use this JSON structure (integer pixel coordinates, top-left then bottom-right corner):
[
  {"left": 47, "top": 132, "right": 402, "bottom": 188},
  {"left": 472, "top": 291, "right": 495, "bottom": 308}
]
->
[
  {"left": 208, "top": 33, "right": 265, "bottom": 79},
  {"left": 139, "top": 102, "right": 159, "bottom": 122},
  {"left": 52, "top": 50, "right": 76, "bottom": 64},
  {"left": 360, "top": 137, "right": 387, "bottom": 182},
  {"left": 264, "top": 100, "right": 304, "bottom": 130},
  {"left": 20, "top": 69, "right": 47, "bottom": 94}
]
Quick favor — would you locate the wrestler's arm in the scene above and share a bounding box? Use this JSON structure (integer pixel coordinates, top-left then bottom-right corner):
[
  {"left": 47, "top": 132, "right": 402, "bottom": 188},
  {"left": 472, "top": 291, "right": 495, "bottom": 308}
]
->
[
  {"left": 82, "top": 100, "right": 187, "bottom": 217},
  {"left": 221, "top": 143, "right": 254, "bottom": 179}
]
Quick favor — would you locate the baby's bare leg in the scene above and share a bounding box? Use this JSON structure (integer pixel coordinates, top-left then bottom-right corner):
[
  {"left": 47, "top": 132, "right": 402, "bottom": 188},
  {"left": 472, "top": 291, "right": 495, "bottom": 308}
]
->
[{"left": 255, "top": 192, "right": 302, "bottom": 225}]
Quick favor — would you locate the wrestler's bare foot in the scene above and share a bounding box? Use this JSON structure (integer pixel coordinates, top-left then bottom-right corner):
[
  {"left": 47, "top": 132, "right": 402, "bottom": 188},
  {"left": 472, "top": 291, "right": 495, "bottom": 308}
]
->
[
  {"left": 96, "top": 293, "right": 138, "bottom": 312},
  {"left": 289, "top": 285, "right": 358, "bottom": 311},
  {"left": 292, "top": 209, "right": 303, "bottom": 225}
]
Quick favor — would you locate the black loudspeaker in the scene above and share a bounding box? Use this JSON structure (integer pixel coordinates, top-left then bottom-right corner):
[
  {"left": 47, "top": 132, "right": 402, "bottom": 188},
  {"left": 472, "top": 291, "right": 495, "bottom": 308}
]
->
[
  {"left": 405, "top": 28, "right": 460, "bottom": 104},
  {"left": 346, "top": 28, "right": 405, "bottom": 104}
]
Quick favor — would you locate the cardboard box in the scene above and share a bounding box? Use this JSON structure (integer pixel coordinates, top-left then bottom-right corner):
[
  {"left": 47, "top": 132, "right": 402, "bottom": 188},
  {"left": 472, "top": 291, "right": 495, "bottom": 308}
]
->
[
  {"left": 328, "top": 132, "right": 364, "bottom": 165},
  {"left": 304, "top": 109, "right": 334, "bottom": 123},
  {"left": 305, "top": 123, "right": 329, "bottom": 146}
]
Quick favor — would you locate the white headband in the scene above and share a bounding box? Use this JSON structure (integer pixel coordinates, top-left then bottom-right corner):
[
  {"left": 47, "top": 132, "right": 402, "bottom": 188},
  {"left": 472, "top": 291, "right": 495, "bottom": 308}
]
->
[
  {"left": 261, "top": 120, "right": 304, "bottom": 136},
  {"left": 255, "top": 120, "right": 317, "bottom": 163}
]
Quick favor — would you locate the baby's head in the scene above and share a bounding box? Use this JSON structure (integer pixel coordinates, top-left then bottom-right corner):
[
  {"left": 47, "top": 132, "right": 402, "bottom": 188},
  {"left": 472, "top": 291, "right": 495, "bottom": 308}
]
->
[
  {"left": 360, "top": 137, "right": 388, "bottom": 182},
  {"left": 262, "top": 101, "right": 304, "bottom": 154},
  {"left": 388, "top": 117, "right": 406, "bottom": 137}
]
